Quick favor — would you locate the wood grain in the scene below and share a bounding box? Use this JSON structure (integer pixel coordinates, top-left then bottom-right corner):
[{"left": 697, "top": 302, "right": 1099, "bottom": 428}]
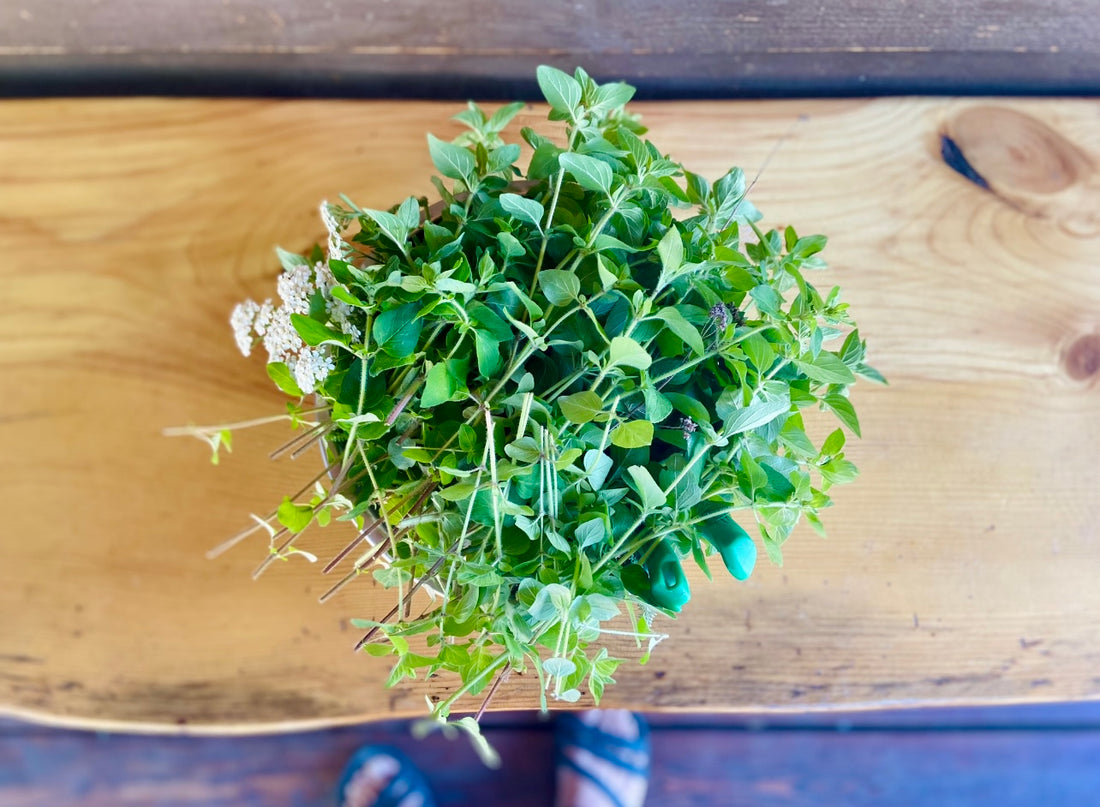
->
[
  {"left": 1, "top": 98, "right": 1098, "bottom": 732},
  {"left": 1, "top": 1, "right": 1097, "bottom": 96}
]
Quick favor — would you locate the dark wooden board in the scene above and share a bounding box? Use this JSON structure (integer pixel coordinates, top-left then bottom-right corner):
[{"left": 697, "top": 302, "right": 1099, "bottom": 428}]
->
[
  {"left": 1, "top": 1, "right": 1097, "bottom": 97},
  {"left": 5, "top": 707, "right": 1100, "bottom": 806}
]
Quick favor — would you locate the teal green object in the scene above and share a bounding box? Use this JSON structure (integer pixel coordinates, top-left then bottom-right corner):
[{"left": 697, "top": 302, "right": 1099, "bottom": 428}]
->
[
  {"left": 643, "top": 540, "right": 691, "bottom": 612},
  {"left": 620, "top": 562, "right": 653, "bottom": 601},
  {"left": 699, "top": 516, "right": 757, "bottom": 581}
]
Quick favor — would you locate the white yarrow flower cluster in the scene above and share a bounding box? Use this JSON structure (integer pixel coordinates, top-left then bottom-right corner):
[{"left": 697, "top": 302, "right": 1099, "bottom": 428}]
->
[
  {"left": 321, "top": 200, "right": 355, "bottom": 262},
  {"left": 230, "top": 300, "right": 260, "bottom": 357},
  {"left": 230, "top": 205, "right": 364, "bottom": 394}
]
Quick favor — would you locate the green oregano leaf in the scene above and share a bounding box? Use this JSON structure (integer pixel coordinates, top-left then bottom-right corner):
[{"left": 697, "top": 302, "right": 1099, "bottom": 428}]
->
[
  {"left": 538, "top": 269, "right": 581, "bottom": 306},
  {"left": 607, "top": 336, "right": 652, "bottom": 371},
  {"left": 266, "top": 362, "right": 304, "bottom": 397},
  {"left": 427, "top": 133, "right": 476, "bottom": 183},
  {"left": 372, "top": 303, "right": 423, "bottom": 358},
  {"left": 610, "top": 420, "right": 654, "bottom": 449},
  {"left": 824, "top": 393, "right": 862, "bottom": 437},
  {"left": 290, "top": 313, "right": 346, "bottom": 347},
  {"left": 626, "top": 465, "right": 666, "bottom": 511},
  {"left": 656, "top": 308, "right": 704, "bottom": 356},
  {"left": 499, "top": 193, "right": 545, "bottom": 229},
  {"left": 560, "top": 391, "right": 605, "bottom": 424},
  {"left": 536, "top": 65, "right": 582, "bottom": 115},
  {"left": 277, "top": 497, "right": 313, "bottom": 533},
  {"left": 559, "top": 153, "right": 613, "bottom": 196},
  {"left": 794, "top": 352, "right": 856, "bottom": 385}
]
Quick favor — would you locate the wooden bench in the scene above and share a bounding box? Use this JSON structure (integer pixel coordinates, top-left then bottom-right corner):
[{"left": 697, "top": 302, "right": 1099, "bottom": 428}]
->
[{"left": 2, "top": 93, "right": 1097, "bottom": 732}]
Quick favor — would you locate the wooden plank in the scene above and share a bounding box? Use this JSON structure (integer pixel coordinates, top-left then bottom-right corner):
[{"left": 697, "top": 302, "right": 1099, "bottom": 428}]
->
[
  {"left": 0, "top": 720, "right": 555, "bottom": 807},
  {"left": 0, "top": 1, "right": 1097, "bottom": 96},
  {"left": 1, "top": 97, "right": 1099, "bottom": 731},
  {"left": 646, "top": 730, "right": 1100, "bottom": 806},
  {"left": 3, "top": 716, "right": 1100, "bottom": 806}
]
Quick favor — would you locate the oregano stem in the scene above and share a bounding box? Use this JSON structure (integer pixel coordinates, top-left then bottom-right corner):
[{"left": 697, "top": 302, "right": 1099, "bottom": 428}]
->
[{"left": 592, "top": 441, "right": 715, "bottom": 575}]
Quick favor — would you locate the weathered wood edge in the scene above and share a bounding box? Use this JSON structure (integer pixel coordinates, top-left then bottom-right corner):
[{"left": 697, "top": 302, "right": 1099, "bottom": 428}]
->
[
  {"left": 8, "top": 692, "right": 1100, "bottom": 737},
  {"left": 1, "top": 52, "right": 1097, "bottom": 99}
]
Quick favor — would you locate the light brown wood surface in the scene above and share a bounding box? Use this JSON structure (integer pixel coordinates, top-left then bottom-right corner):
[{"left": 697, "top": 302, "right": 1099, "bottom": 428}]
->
[{"left": 1, "top": 98, "right": 1098, "bottom": 733}]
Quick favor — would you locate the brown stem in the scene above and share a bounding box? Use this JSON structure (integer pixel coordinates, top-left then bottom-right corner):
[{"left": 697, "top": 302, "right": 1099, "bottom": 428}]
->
[
  {"left": 251, "top": 461, "right": 357, "bottom": 579},
  {"left": 317, "top": 528, "right": 410, "bottom": 604},
  {"left": 322, "top": 480, "right": 437, "bottom": 574},
  {"left": 386, "top": 377, "right": 424, "bottom": 427},
  {"left": 268, "top": 422, "right": 327, "bottom": 461},
  {"left": 475, "top": 668, "right": 512, "bottom": 722},
  {"left": 206, "top": 461, "right": 340, "bottom": 559},
  {"left": 353, "top": 551, "right": 450, "bottom": 651},
  {"left": 288, "top": 425, "right": 334, "bottom": 460}
]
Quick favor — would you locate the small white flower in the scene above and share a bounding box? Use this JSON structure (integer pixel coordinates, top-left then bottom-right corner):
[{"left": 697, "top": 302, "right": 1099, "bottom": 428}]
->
[
  {"left": 253, "top": 300, "right": 274, "bottom": 336},
  {"left": 313, "top": 260, "right": 335, "bottom": 292},
  {"left": 293, "top": 356, "right": 315, "bottom": 394},
  {"left": 277, "top": 264, "right": 314, "bottom": 313},
  {"left": 321, "top": 200, "right": 354, "bottom": 261},
  {"left": 291, "top": 347, "right": 337, "bottom": 394},
  {"left": 230, "top": 300, "right": 260, "bottom": 356},
  {"left": 339, "top": 319, "right": 363, "bottom": 341},
  {"left": 262, "top": 307, "right": 303, "bottom": 364},
  {"left": 232, "top": 203, "right": 364, "bottom": 386}
]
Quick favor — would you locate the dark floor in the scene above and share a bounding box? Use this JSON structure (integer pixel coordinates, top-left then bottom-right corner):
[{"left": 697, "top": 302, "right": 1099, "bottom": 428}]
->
[{"left": 4, "top": 703, "right": 1100, "bottom": 806}]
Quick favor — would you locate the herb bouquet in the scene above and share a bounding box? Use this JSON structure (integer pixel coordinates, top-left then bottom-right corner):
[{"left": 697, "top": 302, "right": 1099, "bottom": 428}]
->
[{"left": 178, "top": 66, "right": 880, "bottom": 746}]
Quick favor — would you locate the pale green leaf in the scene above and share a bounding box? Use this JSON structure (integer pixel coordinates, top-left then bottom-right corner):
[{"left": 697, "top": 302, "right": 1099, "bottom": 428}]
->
[
  {"left": 583, "top": 450, "right": 613, "bottom": 491},
  {"left": 743, "top": 334, "right": 776, "bottom": 375},
  {"left": 560, "top": 390, "right": 604, "bottom": 424},
  {"left": 656, "top": 307, "right": 704, "bottom": 355},
  {"left": 627, "top": 465, "right": 666, "bottom": 511},
  {"left": 610, "top": 420, "right": 653, "bottom": 449},
  {"left": 575, "top": 518, "right": 606, "bottom": 549},
  {"left": 427, "top": 133, "right": 476, "bottom": 182},
  {"left": 559, "top": 152, "right": 612, "bottom": 195},
  {"left": 596, "top": 254, "right": 618, "bottom": 290},
  {"left": 723, "top": 395, "right": 790, "bottom": 437},
  {"left": 277, "top": 497, "right": 313, "bottom": 533},
  {"left": 536, "top": 65, "right": 582, "bottom": 115},
  {"left": 360, "top": 208, "right": 410, "bottom": 251},
  {"left": 657, "top": 227, "right": 683, "bottom": 274},
  {"left": 607, "top": 336, "right": 652, "bottom": 371},
  {"left": 266, "top": 362, "right": 304, "bottom": 397},
  {"left": 543, "top": 656, "right": 576, "bottom": 678},
  {"left": 528, "top": 583, "right": 572, "bottom": 621},
  {"left": 499, "top": 193, "right": 545, "bottom": 229},
  {"left": 290, "top": 313, "right": 346, "bottom": 347},
  {"left": 275, "top": 246, "right": 309, "bottom": 272},
  {"left": 538, "top": 269, "right": 581, "bottom": 306},
  {"left": 642, "top": 384, "right": 673, "bottom": 423},
  {"left": 794, "top": 352, "right": 856, "bottom": 385},
  {"left": 824, "top": 393, "right": 861, "bottom": 437}
]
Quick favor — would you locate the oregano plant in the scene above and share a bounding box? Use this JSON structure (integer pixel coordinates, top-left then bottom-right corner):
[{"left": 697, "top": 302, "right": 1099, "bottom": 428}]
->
[{"left": 173, "top": 65, "right": 881, "bottom": 750}]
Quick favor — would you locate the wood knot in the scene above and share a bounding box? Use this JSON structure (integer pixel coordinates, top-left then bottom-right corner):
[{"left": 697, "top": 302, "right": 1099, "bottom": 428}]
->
[
  {"left": 940, "top": 106, "right": 1099, "bottom": 236},
  {"left": 1062, "top": 333, "right": 1100, "bottom": 381},
  {"left": 943, "top": 107, "right": 1086, "bottom": 194}
]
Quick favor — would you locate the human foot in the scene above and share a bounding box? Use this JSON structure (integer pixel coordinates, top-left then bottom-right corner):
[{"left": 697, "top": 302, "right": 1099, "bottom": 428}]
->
[
  {"left": 555, "top": 711, "right": 650, "bottom": 807},
  {"left": 338, "top": 746, "right": 434, "bottom": 807}
]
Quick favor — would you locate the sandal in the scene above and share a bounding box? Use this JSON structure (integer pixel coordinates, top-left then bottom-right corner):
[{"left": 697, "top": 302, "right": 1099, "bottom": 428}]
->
[
  {"left": 554, "top": 712, "right": 651, "bottom": 807},
  {"left": 336, "top": 745, "right": 437, "bottom": 807}
]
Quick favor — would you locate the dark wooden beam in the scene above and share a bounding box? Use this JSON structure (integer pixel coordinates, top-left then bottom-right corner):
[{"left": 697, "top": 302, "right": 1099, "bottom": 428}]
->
[{"left": 1, "top": 0, "right": 1096, "bottom": 97}]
